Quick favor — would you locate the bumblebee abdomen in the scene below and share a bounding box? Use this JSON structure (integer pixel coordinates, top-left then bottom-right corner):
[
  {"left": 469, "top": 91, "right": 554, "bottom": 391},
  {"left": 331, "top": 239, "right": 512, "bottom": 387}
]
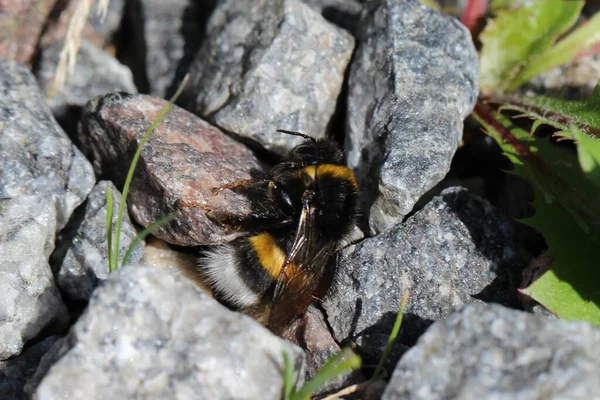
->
[{"left": 200, "top": 233, "right": 293, "bottom": 309}]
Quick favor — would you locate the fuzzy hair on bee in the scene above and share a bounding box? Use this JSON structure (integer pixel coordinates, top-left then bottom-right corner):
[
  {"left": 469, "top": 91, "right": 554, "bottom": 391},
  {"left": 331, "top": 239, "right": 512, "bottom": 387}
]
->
[{"left": 198, "top": 130, "right": 359, "bottom": 334}]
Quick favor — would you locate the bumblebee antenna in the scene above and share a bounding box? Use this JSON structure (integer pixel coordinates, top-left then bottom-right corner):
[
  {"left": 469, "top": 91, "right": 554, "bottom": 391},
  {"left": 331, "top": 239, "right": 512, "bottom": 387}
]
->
[{"left": 276, "top": 129, "right": 317, "bottom": 143}]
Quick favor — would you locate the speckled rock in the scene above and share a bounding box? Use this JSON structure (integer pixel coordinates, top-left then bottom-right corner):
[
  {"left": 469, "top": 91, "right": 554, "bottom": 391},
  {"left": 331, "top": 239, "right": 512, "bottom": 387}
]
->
[
  {"left": 36, "top": 39, "right": 136, "bottom": 105},
  {"left": 0, "top": 60, "right": 94, "bottom": 359},
  {"left": 51, "top": 181, "right": 144, "bottom": 302},
  {"left": 346, "top": 0, "right": 478, "bottom": 233},
  {"left": 282, "top": 305, "right": 365, "bottom": 395},
  {"left": 36, "top": 39, "right": 136, "bottom": 136},
  {"left": 88, "top": 0, "right": 127, "bottom": 44},
  {"left": 184, "top": 0, "right": 354, "bottom": 155},
  {"left": 38, "top": 0, "right": 116, "bottom": 51},
  {"left": 78, "top": 92, "right": 264, "bottom": 246},
  {"left": 121, "top": 0, "right": 209, "bottom": 97},
  {"left": 0, "top": 336, "right": 59, "bottom": 400},
  {"left": 0, "top": 197, "right": 68, "bottom": 360},
  {"left": 0, "top": 0, "right": 56, "bottom": 64},
  {"left": 31, "top": 265, "right": 305, "bottom": 400},
  {"left": 0, "top": 59, "right": 96, "bottom": 229},
  {"left": 323, "top": 187, "right": 531, "bottom": 359},
  {"left": 383, "top": 303, "right": 600, "bottom": 400}
]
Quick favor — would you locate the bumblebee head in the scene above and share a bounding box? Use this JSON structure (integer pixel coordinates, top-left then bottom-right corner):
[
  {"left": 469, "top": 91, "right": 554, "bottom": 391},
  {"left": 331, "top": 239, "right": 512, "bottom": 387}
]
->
[
  {"left": 276, "top": 130, "right": 344, "bottom": 165},
  {"left": 288, "top": 138, "right": 343, "bottom": 165}
]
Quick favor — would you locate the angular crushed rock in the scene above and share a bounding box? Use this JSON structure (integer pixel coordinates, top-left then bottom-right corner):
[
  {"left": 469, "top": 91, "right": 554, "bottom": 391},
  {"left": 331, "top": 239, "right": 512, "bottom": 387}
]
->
[
  {"left": 87, "top": 0, "right": 127, "bottom": 44},
  {"left": 291, "top": 306, "right": 366, "bottom": 395},
  {"left": 383, "top": 303, "right": 600, "bottom": 400},
  {"left": 0, "top": 0, "right": 56, "bottom": 64},
  {"left": 31, "top": 265, "right": 305, "bottom": 400},
  {"left": 184, "top": 0, "right": 354, "bottom": 154},
  {"left": 0, "top": 197, "right": 68, "bottom": 360},
  {"left": 79, "top": 92, "right": 264, "bottom": 246},
  {"left": 121, "top": 0, "right": 208, "bottom": 97},
  {"left": 0, "top": 59, "right": 96, "bottom": 229},
  {"left": 0, "top": 60, "right": 94, "bottom": 359},
  {"left": 52, "top": 181, "right": 144, "bottom": 302},
  {"left": 36, "top": 39, "right": 136, "bottom": 127},
  {"left": 346, "top": 0, "right": 478, "bottom": 233},
  {"left": 323, "top": 187, "right": 531, "bottom": 357}
]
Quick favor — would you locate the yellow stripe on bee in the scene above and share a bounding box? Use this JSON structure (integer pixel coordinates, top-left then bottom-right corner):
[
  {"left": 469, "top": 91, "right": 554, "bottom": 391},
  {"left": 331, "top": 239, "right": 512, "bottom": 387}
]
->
[
  {"left": 249, "top": 233, "right": 287, "bottom": 278},
  {"left": 300, "top": 164, "right": 358, "bottom": 190},
  {"left": 303, "top": 165, "right": 317, "bottom": 179}
]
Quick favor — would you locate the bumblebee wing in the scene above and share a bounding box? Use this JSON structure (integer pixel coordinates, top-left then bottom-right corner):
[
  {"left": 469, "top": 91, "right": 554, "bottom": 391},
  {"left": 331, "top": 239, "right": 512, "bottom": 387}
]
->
[
  {"left": 267, "top": 194, "right": 334, "bottom": 334},
  {"left": 268, "top": 242, "right": 334, "bottom": 334}
]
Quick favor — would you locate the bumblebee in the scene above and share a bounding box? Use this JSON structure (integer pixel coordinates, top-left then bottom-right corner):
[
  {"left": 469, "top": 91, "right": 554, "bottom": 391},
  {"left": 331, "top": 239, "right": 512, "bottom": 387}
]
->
[{"left": 199, "top": 130, "right": 359, "bottom": 334}]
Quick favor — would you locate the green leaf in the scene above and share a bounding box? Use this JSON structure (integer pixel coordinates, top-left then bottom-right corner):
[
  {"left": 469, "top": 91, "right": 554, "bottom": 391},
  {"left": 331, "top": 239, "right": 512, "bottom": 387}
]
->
[
  {"left": 575, "top": 127, "right": 600, "bottom": 187},
  {"left": 372, "top": 291, "right": 409, "bottom": 380},
  {"left": 473, "top": 103, "right": 600, "bottom": 326},
  {"left": 110, "top": 75, "right": 189, "bottom": 271},
  {"left": 122, "top": 214, "right": 175, "bottom": 266},
  {"left": 291, "top": 348, "right": 361, "bottom": 400},
  {"left": 489, "top": 85, "right": 600, "bottom": 140},
  {"left": 479, "top": 0, "right": 583, "bottom": 93},
  {"left": 282, "top": 351, "right": 296, "bottom": 400},
  {"left": 509, "top": 11, "right": 600, "bottom": 91},
  {"left": 106, "top": 186, "right": 115, "bottom": 273},
  {"left": 489, "top": 0, "right": 527, "bottom": 13}
]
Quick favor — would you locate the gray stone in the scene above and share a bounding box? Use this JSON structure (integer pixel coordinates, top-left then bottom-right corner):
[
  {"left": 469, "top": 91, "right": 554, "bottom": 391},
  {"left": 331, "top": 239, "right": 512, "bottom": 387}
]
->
[
  {"left": 79, "top": 92, "right": 264, "bottom": 246},
  {"left": 52, "top": 181, "right": 144, "bottom": 302},
  {"left": 184, "top": 0, "right": 354, "bottom": 155},
  {"left": 36, "top": 39, "right": 136, "bottom": 121},
  {"left": 0, "top": 197, "right": 68, "bottom": 360},
  {"left": 0, "top": 336, "right": 59, "bottom": 400},
  {"left": 383, "top": 303, "right": 600, "bottom": 400},
  {"left": 0, "top": 59, "right": 96, "bottom": 229},
  {"left": 88, "top": 0, "right": 126, "bottom": 44},
  {"left": 346, "top": 0, "right": 478, "bottom": 233},
  {"left": 0, "top": 59, "right": 95, "bottom": 359},
  {"left": 121, "top": 0, "right": 209, "bottom": 97},
  {"left": 282, "top": 306, "right": 365, "bottom": 395},
  {"left": 323, "top": 187, "right": 530, "bottom": 356},
  {"left": 31, "top": 265, "right": 305, "bottom": 400}
]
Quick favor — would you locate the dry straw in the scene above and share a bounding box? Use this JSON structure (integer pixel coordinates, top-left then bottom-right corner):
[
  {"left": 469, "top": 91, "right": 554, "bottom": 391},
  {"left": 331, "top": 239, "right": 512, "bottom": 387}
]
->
[{"left": 47, "top": 0, "right": 110, "bottom": 98}]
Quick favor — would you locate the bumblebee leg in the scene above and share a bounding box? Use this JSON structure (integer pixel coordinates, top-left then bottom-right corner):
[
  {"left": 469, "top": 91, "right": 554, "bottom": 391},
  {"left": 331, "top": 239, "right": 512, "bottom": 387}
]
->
[
  {"left": 336, "top": 237, "right": 365, "bottom": 253},
  {"left": 211, "top": 178, "right": 271, "bottom": 195}
]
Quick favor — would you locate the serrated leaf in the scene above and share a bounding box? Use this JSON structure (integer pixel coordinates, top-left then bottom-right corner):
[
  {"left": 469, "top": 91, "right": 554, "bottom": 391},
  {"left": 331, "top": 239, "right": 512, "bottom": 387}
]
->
[
  {"left": 472, "top": 103, "right": 600, "bottom": 326},
  {"left": 479, "top": 0, "right": 583, "bottom": 93},
  {"left": 509, "top": 11, "right": 600, "bottom": 91},
  {"left": 485, "top": 83, "right": 600, "bottom": 140}
]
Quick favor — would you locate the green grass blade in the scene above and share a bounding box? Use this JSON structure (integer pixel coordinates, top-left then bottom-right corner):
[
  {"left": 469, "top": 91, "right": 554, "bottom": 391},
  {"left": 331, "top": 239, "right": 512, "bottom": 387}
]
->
[
  {"left": 106, "top": 186, "right": 115, "bottom": 273},
  {"left": 122, "top": 214, "right": 175, "bottom": 266},
  {"left": 372, "top": 290, "right": 410, "bottom": 380},
  {"left": 112, "top": 74, "right": 189, "bottom": 271},
  {"left": 292, "top": 348, "right": 361, "bottom": 400},
  {"left": 282, "top": 351, "right": 296, "bottom": 400}
]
